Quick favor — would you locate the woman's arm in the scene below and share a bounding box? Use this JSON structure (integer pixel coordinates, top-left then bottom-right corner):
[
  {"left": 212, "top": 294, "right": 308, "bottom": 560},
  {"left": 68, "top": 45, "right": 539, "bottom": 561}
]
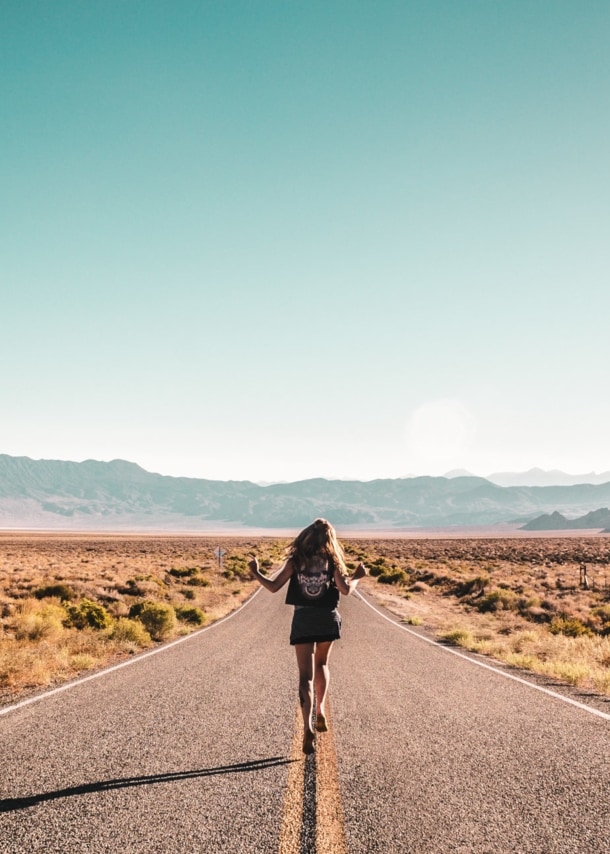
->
[
  {"left": 248, "top": 556, "right": 294, "bottom": 593},
  {"left": 334, "top": 561, "right": 368, "bottom": 596}
]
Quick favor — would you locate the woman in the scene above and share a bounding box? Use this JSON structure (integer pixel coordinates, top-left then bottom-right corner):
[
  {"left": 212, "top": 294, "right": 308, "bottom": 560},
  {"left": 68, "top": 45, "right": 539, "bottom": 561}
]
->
[{"left": 248, "top": 518, "right": 368, "bottom": 754}]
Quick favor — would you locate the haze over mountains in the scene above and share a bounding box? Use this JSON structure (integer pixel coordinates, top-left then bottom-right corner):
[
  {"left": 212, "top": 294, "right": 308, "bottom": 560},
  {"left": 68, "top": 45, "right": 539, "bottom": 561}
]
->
[
  {"left": 2, "top": 455, "right": 610, "bottom": 532},
  {"left": 445, "top": 467, "right": 610, "bottom": 487}
]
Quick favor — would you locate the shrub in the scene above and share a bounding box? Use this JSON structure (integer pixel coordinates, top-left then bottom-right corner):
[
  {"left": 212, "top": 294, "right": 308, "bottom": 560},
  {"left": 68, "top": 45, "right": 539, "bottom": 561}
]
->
[
  {"left": 523, "top": 606, "right": 551, "bottom": 623},
  {"left": 409, "top": 581, "right": 431, "bottom": 594},
  {"left": 549, "top": 615, "right": 592, "bottom": 637},
  {"left": 175, "top": 606, "right": 206, "bottom": 625},
  {"left": 368, "top": 564, "right": 386, "bottom": 578},
  {"left": 110, "top": 617, "right": 152, "bottom": 647},
  {"left": 593, "top": 605, "right": 610, "bottom": 635},
  {"left": 223, "top": 556, "right": 251, "bottom": 580},
  {"left": 169, "top": 567, "right": 200, "bottom": 579},
  {"left": 377, "top": 569, "right": 408, "bottom": 585},
  {"left": 119, "top": 579, "right": 146, "bottom": 596},
  {"left": 549, "top": 661, "right": 590, "bottom": 686},
  {"left": 129, "top": 600, "right": 176, "bottom": 640},
  {"left": 64, "top": 599, "right": 112, "bottom": 630},
  {"left": 187, "top": 576, "right": 209, "bottom": 587},
  {"left": 442, "top": 628, "right": 473, "bottom": 646},
  {"left": 34, "top": 583, "right": 75, "bottom": 602},
  {"left": 70, "top": 654, "right": 96, "bottom": 671},
  {"left": 455, "top": 576, "right": 489, "bottom": 598},
  {"left": 505, "top": 652, "right": 537, "bottom": 671},
  {"left": 477, "top": 588, "right": 518, "bottom": 613},
  {"left": 402, "top": 616, "right": 423, "bottom": 626},
  {"left": 520, "top": 595, "right": 542, "bottom": 610},
  {"left": 510, "top": 630, "right": 539, "bottom": 653},
  {"left": 14, "top": 601, "right": 65, "bottom": 641}
]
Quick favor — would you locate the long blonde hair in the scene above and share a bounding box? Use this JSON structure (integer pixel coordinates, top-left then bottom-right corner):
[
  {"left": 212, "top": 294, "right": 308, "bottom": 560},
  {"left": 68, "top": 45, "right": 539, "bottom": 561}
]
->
[{"left": 286, "top": 518, "right": 347, "bottom": 574}]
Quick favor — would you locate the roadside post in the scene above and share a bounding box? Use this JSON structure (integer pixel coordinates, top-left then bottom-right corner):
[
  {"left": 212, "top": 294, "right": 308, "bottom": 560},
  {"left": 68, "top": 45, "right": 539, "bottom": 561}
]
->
[{"left": 214, "top": 546, "right": 226, "bottom": 571}]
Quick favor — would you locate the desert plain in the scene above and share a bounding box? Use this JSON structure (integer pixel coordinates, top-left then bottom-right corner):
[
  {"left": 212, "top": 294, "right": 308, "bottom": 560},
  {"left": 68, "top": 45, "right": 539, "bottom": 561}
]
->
[{"left": 1, "top": 531, "right": 609, "bottom": 706}]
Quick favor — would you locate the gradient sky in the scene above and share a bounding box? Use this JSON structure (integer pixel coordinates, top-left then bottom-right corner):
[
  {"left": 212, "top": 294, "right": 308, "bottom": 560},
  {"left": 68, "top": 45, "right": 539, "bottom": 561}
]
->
[{"left": 2, "top": 1, "right": 610, "bottom": 482}]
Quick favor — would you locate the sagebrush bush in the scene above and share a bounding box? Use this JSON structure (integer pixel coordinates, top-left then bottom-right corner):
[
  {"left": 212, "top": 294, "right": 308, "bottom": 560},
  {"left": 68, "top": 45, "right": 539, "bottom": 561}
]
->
[
  {"left": 14, "top": 601, "right": 65, "bottom": 641},
  {"left": 175, "top": 605, "right": 206, "bottom": 625},
  {"left": 70, "top": 654, "right": 96, "bottom": 671},
  {"left": 455, "top": 575, "right": 490, "bottom": 597},
  {"left": 130, "top": 600, "right": 176, "bottom": 640},
  {"left": 377, "top": 569, "right": 409, "bottom": 585},
  {"left": 549, "top": 615, "right": 592, "bottom": 637},
  {"left": 368, "top": 564, "right": 386, "bottom": 578},
  {"left": 64, "top": 599, "right": 112, "bottom": 630},
  {"left": 477, "top": 588, "right": 518, "bottom": 613},
  {"left": 222, "top": 556, "right": 251, "bottom": 581},
  {"left": 187, "top": 576, "right": 209, "bottom": 587},
  {"left": 442, "top": 628, "right": 473, "bottom": 646},
  {"left": 409, "top": 581, "right": 431, "bottom": 594},
  {"left": 169, "top": 567, "right": 200, "bottom": 579},
  {"left": 34, "top": 583, "right": 75, "bottom": 602},
  {"left": 110, "top": 617, "right": 152, "bottom": 647},
  {"left": 592, "top": 604, "right": 610, "bottom": 635}
]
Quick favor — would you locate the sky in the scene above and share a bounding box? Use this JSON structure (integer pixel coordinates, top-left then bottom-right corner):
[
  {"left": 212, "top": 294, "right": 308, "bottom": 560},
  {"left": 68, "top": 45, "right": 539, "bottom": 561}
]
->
[{"left": 2, "top": 1, "right": 610, "bottom": 483}]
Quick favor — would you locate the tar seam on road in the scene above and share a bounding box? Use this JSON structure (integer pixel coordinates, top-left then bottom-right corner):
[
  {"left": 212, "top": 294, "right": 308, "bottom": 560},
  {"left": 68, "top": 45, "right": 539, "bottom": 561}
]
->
[
  {"left": 278, "top": 708, "right": 307, "bottom": 854},
  {"left": 356, "top": 590, "right": 610, "bottom": 722},
  {"left": 0, "top": 587, "right": 263, "bottom": 718},
  {"left": 315, "top": 701, "right": 348, "bottom": 854},
  {"left": 278, "top": 704, "right": 348, "bottom": 854}
]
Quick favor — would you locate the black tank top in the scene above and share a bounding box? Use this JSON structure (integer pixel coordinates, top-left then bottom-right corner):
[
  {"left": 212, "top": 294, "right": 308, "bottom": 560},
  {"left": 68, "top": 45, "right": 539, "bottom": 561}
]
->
[{"left": 285, "top": 555, "right": 340, "bottom": 608}]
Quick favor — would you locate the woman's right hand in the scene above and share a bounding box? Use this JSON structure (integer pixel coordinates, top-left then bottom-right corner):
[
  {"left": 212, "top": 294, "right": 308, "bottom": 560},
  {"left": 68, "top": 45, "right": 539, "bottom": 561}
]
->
[
  {"left": 353, "top": 562, "right": 368, "bottom": 580},
  {"left": 248, "top": 557, "right": 259, "bottom": 577}
]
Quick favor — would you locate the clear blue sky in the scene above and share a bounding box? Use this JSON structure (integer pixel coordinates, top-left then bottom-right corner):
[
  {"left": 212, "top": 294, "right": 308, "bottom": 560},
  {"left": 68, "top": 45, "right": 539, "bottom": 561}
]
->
[{"left": 2, "top": 1, "right": 609, "bottom": 482}]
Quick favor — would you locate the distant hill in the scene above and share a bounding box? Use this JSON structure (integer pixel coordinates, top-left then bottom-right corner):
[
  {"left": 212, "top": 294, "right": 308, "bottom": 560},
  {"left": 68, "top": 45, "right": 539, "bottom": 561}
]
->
[
  {"left": 521, "top": 508, "right": 610, "bottom": 531},
  {"left": 488, "top": 468, "right": 610, "bottom": 487},
  {"left": 3, "top": 454, "right": 610, "bottom": 531}
]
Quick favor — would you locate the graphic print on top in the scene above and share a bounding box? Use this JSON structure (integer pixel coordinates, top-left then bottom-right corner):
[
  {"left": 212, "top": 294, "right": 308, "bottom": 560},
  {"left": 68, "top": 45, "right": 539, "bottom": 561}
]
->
[{"left": 296, "top": 555, "right": 332, "bottom": 601}]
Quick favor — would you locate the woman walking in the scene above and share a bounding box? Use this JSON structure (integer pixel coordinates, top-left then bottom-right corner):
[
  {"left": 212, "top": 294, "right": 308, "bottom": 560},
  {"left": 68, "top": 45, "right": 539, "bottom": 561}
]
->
[{"left": 248, "top": 518, "right": 368, "bottom": 754}]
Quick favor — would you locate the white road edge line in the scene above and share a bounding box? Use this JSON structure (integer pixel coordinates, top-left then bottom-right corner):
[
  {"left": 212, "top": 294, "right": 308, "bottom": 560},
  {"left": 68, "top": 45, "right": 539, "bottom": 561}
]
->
[
  {"left": 356, "top": 590, "right": 610, "bottom": 722},
  {"left": 0, "top": 587, "right": 262, "bottom": 718}
]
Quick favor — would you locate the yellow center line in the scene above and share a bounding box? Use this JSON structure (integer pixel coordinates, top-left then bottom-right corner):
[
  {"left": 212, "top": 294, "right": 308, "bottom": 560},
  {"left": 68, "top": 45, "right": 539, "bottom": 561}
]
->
[
  {"left": 278, "top": 707, "right": 306, "bottom": 854},
  {"left": 315, "top": 702, "right": 348, "bottom": 854},
  {"left": 278, "top": 704, "right": 348, "bottom": 854}
]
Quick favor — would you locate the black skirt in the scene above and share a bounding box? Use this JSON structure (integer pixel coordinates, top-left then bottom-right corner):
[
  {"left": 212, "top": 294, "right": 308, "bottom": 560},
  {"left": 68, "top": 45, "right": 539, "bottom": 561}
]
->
[{"left": 289, "top": 606, "right": 342, "bottom": 645}]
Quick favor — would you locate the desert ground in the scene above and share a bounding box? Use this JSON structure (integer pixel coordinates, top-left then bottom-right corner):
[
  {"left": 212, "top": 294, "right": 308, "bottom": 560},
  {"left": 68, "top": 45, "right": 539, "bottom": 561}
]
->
[{"left": 1, "top": 532, "right": 609, "bottom": 705}]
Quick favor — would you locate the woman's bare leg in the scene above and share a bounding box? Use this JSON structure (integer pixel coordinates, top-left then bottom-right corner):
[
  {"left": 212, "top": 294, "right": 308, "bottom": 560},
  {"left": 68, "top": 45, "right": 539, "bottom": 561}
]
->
[
  {"left": 294, "top": 643, "right": 315, "bottom": 752},
  {"left": 314, "top": 641, "right": 333, "bottom": 730}
]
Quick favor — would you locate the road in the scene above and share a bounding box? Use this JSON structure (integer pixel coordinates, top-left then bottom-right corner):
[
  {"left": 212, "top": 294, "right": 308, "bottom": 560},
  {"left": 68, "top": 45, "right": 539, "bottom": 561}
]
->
[{"left": 1, "top": 586, "right": 609, "bottom": 853}]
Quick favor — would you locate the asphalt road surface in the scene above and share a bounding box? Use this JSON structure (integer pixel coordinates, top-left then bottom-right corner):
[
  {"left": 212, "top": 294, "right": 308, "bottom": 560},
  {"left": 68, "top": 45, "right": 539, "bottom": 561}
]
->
[{"left": 1, "top": 586, "right": 609, "bottom": 853}]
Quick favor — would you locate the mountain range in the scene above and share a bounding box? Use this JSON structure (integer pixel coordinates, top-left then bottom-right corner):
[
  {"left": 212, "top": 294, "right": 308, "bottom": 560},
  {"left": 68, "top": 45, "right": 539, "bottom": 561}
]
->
[
  {"left": 520, "top": 508, "right": 610, "bottom": 532},
  {"left": 2, "top": 454, "right": 610, "bottom": 532},
  {"left": 445, "top": 467, "right": 610, "bottom": 487}
]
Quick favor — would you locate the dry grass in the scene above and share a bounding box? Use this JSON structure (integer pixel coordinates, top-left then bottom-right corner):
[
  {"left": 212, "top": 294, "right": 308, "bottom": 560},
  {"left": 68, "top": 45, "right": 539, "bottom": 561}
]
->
[
  {"left": 344, "top": 536, "right": 610, "bottom": 697},
  {"left": 0, "top": 533, "right": 285, "bottom": 703},
  {"left": 1, "top": 533, "right": 609, "bottom": 704}
]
